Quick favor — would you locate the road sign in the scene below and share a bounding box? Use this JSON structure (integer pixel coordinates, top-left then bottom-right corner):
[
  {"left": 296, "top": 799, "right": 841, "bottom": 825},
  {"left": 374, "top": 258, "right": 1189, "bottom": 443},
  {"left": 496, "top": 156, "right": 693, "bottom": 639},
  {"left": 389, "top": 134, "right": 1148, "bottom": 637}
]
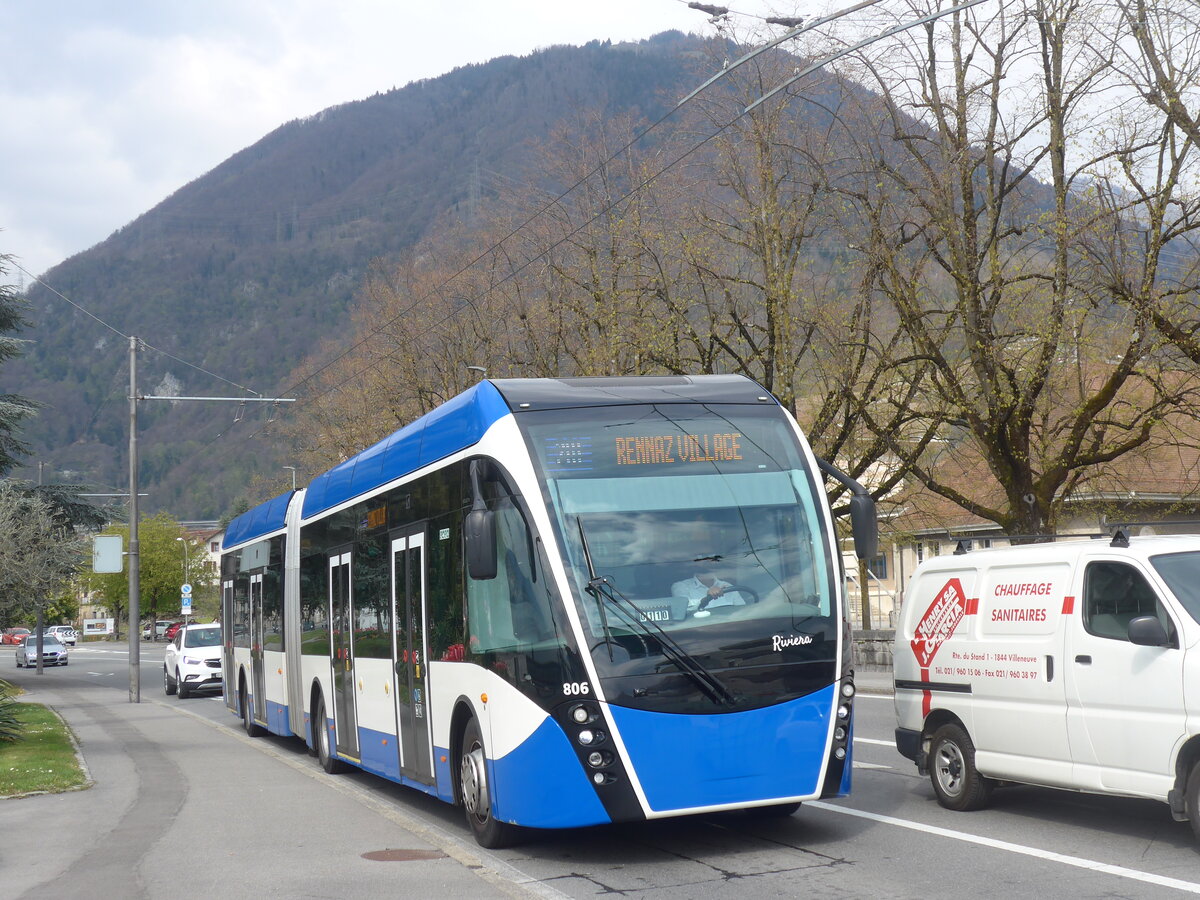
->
[
  {"left": 93, "top": 534, "right": 123, "bottom": 573},
  {"left": 181, "top": 583, "right": 193, "bottom": 595},
  {"left": 181, "top": 595, "right": 193, "bottom": 615}
]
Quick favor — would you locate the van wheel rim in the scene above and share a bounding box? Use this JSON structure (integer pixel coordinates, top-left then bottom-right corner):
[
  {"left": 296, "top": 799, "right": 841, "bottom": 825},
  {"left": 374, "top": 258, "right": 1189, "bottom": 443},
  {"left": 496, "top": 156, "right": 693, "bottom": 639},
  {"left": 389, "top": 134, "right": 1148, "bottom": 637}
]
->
[{"left": 934, "top": 741, "right": 965, "bottom": 796}]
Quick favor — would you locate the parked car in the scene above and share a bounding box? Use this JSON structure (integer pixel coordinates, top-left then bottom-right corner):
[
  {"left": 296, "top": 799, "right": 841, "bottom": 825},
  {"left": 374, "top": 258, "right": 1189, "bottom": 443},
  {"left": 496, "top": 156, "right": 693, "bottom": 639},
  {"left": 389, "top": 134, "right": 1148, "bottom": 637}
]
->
[
  {"left": 142, "top": 620, "right": 175, "bottom": 640},
  {"left": 16, "top": 634, "right": 67, "bottom": 667},
  {"left": 44, "top": 625, "right": 77, "bottom": 646},
  {"left": 164, "top": 623, "right": 223, "bottom": 698},
  {"left": 2, "top": 627, "right": 30, "bottom": 645},
  {"left": 163, "top": 622, "right": 185, "bottom": 642}
]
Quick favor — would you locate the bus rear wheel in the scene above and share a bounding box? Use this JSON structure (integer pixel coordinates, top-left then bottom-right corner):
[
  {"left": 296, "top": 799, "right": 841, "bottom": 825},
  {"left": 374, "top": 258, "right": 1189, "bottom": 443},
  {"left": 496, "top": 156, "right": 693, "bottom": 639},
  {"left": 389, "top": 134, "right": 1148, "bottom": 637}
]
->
[
  {"left": 459, "top": 717, "right": 521, "bottom": 848},
  {"left": 313, "top": 694, "right": 347, "bottom": 774},
  {"left": 241, "top": 680, "right": 264, "bottom": 737}
]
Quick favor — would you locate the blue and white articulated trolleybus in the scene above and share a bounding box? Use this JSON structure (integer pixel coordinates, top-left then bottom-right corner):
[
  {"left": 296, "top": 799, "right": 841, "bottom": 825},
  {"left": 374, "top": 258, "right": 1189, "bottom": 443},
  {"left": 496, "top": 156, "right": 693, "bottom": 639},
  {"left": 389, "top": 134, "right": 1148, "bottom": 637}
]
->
[{"left": 220, "top": 375, "right": 878, "bottom": 847}]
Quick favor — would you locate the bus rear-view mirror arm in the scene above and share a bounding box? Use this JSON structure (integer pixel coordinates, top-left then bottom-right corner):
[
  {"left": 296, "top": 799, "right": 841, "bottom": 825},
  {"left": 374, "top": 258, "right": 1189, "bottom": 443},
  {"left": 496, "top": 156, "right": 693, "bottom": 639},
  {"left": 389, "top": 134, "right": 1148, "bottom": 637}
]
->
[{"left": 815, "top": 457, "right": 879, "bottom": 562}]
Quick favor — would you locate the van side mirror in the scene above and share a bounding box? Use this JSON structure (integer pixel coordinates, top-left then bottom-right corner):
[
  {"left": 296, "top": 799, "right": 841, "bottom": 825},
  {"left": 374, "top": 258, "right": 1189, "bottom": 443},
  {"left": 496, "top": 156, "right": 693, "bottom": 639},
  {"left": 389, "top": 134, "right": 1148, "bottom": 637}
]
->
[{"left": 1127, "top": 615, "right": 1170, "bottom": 648}]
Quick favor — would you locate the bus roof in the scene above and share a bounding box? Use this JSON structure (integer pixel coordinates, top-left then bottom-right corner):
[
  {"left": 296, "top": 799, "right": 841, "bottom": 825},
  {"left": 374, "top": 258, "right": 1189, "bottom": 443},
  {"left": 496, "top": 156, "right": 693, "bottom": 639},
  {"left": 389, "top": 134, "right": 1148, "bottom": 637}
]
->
[
  {"left": 223, "top": 375, "right": 774, "bottom": 547},
  {"left": 223, "top": 490, "right": 295, "bottom": 550}
]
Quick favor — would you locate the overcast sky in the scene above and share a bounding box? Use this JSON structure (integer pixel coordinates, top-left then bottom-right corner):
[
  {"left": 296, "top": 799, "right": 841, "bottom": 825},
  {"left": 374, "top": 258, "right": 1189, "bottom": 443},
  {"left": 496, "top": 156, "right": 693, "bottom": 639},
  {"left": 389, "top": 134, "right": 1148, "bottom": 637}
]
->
[{"left": 0, "top": 1, "right": 773, "bottom": 283}]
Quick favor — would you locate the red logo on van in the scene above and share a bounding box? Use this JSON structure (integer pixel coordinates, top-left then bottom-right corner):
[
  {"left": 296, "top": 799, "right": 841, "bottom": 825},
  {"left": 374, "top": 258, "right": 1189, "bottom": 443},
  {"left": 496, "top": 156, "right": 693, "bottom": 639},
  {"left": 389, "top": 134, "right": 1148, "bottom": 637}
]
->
[{"left": 911, "top": 578, "right": 966, "bottom": 669}]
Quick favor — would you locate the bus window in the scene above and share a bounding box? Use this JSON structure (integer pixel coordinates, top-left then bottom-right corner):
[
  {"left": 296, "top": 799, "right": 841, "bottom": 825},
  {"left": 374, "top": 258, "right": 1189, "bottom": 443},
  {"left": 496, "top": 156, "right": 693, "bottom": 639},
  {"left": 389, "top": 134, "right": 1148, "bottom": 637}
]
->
[
  {"left": 467, "top": 497, "right": 554, "bottom": 653},
  {"left": 299, "top": 553, "right": 329, "bottom": 655},
  {"left": 354, "top": 535, "right": 391, "bottom": 658}
]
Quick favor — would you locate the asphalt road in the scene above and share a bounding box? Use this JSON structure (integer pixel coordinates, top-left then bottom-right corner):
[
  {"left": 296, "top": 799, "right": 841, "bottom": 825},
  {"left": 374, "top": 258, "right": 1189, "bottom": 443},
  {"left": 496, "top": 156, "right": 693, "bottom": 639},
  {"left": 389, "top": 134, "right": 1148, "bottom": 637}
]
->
[{"left": 15, "top": 641, "right": 1200, "bottom": 898}]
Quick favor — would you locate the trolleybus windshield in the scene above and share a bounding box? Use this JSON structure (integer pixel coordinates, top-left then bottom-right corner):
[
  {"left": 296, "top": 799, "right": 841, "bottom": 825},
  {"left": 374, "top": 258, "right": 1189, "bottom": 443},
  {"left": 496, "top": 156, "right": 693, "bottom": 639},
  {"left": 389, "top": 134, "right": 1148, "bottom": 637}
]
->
[{"left": 522, "top": 402, "right": 839, "bottom": 713}]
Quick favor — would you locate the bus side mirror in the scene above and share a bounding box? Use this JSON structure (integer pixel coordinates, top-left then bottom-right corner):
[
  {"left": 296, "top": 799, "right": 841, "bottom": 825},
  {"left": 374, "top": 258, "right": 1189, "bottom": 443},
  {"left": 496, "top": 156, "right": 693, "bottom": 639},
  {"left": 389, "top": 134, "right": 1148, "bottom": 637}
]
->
[
  {"left": 850, "top": 493, "right": 878, "bottom": 562},
  {"left": 465, "top": 458, "right": 498, "bottom": 580},
  {"left": 1128, "top": 615, "right": 1170, "bottom": 648},
  {"left": 464, "top": 508, "right": 497, "bottom": 580}
]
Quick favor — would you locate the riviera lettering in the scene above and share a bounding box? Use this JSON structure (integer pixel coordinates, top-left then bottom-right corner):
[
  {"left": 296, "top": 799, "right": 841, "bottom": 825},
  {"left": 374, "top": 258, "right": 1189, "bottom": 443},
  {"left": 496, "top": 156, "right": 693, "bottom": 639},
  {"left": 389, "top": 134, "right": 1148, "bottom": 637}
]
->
[{"left": 772, "top": 633, "right": 814, "bottom": 651}]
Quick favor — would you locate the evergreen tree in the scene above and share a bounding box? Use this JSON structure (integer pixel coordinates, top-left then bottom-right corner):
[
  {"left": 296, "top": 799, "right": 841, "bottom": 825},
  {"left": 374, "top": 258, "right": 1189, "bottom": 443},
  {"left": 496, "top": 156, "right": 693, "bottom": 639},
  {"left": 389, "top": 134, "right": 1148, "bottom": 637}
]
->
[{"left": 0, "top": 251, "right": 37, "bottom": 474}]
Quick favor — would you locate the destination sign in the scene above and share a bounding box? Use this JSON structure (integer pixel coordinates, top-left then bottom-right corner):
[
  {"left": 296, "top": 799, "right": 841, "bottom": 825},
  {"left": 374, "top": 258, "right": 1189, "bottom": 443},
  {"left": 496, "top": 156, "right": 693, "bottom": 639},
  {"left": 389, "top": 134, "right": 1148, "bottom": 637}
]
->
[{"left": 615, "top": 432, "right": 742, "bottom": 466}]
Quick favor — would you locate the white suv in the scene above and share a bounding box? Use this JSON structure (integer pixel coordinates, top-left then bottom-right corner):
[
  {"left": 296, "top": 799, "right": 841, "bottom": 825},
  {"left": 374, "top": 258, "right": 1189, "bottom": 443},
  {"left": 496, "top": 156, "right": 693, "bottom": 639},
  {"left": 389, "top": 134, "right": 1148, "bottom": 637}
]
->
[
  {"left": 45, "top": 625, "right": 77, "bottom": 646},
  {"left": 164, "top": 623, "right": 223, "bottom": 698}
]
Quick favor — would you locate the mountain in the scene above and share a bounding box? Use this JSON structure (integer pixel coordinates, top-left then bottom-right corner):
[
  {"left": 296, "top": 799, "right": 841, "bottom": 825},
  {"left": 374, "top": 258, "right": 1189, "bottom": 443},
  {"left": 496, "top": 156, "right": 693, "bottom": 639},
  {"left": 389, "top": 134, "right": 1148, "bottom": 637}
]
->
[{"left": 6, "top": 32, "right": 712, "bottom": 519}]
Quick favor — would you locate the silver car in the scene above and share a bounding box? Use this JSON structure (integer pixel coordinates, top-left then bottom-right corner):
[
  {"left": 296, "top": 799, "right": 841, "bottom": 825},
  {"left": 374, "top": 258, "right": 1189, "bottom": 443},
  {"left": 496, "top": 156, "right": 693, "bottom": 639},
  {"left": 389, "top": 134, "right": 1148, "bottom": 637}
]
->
[{"left": 16, "top": 634, "right": 68, "bottom": 667}]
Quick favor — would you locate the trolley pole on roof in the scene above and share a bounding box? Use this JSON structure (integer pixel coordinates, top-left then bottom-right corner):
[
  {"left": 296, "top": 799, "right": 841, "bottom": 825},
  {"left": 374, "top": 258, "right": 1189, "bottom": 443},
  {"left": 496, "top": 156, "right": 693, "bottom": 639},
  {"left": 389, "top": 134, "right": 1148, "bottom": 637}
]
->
[{"left": 125, "top": 336, "right": 294, "bottom": 702}]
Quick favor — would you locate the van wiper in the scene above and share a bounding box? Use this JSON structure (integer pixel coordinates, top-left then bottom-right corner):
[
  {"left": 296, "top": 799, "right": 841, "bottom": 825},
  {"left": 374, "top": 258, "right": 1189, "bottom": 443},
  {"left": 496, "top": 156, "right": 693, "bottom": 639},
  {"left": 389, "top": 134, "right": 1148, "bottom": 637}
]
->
[{"left": 585, "top": 574, "right": 737, "bottom": 708}]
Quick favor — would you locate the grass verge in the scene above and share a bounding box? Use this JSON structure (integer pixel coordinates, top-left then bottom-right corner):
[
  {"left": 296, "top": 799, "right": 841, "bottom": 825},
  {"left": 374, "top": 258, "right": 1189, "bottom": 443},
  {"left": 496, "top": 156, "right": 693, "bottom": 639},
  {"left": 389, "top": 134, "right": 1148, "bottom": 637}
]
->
[{"left": 0, "top": 703, "right": 89, "bottom": 796}]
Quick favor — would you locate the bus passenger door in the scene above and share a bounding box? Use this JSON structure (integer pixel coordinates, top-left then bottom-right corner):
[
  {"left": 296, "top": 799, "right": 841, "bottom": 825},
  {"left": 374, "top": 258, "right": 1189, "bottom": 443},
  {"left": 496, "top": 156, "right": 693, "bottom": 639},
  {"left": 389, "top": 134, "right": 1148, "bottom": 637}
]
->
[
  {"left": 391, "top": 529, "right": 433, "bottom": 784},
  {"left": 222, "top": 579, "right": 234, "bottom": 708},
  {"left": 328, "top": 551, "right": 360, "bottom": 761},
  {"left": 249, "top": 573, "right": 267, "bottom": 724}
]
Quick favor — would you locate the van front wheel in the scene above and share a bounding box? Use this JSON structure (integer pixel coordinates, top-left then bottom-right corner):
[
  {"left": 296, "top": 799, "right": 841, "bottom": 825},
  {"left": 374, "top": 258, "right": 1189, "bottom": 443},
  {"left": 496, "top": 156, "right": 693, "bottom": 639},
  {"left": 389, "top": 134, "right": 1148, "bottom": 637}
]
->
[
  {"left": 1185, "top": 761, "right": 1200, "bottom": 843},
  {"left": 928, "top": 723, "right": 993, "bottom": 811}
]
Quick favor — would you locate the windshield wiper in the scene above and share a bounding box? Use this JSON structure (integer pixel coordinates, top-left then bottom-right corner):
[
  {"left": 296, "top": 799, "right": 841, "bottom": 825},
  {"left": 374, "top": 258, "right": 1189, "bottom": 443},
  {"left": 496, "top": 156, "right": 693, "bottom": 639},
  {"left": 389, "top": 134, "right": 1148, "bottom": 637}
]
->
[
  {"left": 577, "top": 517, "right": 616, "bottom": 661},
  {"left": 575, "top": 517, "right": 736, "bottom": 707},
  {"left": 585, "top": 576, "right": 737, "bottom": 707}
]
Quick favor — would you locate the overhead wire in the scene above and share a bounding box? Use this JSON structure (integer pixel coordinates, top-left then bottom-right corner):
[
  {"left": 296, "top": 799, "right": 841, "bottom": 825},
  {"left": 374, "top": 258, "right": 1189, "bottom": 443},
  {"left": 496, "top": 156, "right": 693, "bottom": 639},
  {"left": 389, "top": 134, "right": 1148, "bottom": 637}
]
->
[
  {"left": 240, "top": 2, "right": 893, "bottom": 436},
  {"left": 226, "top": 0, "right": 992, "bottom": 462},
  {"left": 12, "top": 1, "right": 995, "bottom": 489}
]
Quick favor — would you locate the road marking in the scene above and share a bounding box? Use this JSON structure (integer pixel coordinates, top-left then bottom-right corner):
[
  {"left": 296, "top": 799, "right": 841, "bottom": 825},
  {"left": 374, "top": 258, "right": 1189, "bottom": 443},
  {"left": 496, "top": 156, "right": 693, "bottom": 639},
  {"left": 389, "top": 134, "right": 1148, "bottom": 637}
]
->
[
  {"left": 853, "top": 761, "right": 891, "bottom": 770},
  {"left": 855, "top": 737, "right": 895, "bottom": 747},
  {"left": 810, "top": 801, "right": 1200, "bottom": 894}
]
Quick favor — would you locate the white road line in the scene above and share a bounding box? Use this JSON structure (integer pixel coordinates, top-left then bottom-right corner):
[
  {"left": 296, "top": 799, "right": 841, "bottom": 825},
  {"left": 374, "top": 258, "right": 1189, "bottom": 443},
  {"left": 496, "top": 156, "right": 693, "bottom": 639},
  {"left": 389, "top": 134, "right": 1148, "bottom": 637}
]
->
[
  {"left": 853, "top": 761, "right": 891, "bottom": 770},
  {"left": 810, "top": 801, "right": 1200, "bottom": 894},
  {"left": 855, "top": 737, "right": 895, "bottom": 747}
]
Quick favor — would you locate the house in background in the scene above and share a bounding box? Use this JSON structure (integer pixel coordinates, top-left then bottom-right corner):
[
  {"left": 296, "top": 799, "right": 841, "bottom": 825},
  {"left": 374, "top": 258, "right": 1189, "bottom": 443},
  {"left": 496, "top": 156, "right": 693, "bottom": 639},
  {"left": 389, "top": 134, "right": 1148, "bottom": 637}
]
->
[{"left": 846, "top": 443, "right": 1200, "bottom": 634}]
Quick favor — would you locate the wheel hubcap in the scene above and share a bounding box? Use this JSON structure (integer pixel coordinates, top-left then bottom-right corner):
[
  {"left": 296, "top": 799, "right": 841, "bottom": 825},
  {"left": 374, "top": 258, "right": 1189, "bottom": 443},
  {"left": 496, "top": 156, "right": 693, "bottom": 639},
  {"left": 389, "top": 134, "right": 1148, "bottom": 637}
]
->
[
  {"left": 935, "top": 742, "right": 965, "bottom": 796},
  {"left": 461, "top": 743, "right": 489, "bottom": 819}
]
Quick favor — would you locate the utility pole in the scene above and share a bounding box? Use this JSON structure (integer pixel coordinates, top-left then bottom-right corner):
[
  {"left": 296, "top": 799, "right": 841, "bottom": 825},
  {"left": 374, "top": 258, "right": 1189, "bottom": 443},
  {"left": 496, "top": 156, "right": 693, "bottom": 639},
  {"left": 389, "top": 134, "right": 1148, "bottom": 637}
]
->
[
  {"left": 122, "top": 349, "right": 294, "bottom": 703},
  {"left": 128, "top": 336, "right": 140, "bottom": 702}
]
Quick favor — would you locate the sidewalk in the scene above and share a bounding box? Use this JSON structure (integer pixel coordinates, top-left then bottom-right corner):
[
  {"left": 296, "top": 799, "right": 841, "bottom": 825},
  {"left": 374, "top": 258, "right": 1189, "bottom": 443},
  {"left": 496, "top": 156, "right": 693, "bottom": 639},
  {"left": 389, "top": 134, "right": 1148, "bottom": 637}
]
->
[
  {"left": 854, "top": 666, "right": 893, "bottom": 696},
  {"left": 0, "top": 682, "right": 547, "bottom": 900}
]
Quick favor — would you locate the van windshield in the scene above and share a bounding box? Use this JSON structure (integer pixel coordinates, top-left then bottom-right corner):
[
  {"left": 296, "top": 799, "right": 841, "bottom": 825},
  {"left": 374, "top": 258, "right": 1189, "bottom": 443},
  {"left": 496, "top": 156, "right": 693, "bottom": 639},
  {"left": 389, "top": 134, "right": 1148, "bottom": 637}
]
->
[{"left": 1149, "top": 551, "right": 1200, "bottom": 623}]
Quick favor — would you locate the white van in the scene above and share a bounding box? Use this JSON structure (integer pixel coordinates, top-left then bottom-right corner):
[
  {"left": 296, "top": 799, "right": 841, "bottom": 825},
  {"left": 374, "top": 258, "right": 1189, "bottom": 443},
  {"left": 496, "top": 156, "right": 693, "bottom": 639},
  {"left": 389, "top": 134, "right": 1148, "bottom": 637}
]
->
[{"left": 893, "top": 532, "right": 1200, "bottom": 841}]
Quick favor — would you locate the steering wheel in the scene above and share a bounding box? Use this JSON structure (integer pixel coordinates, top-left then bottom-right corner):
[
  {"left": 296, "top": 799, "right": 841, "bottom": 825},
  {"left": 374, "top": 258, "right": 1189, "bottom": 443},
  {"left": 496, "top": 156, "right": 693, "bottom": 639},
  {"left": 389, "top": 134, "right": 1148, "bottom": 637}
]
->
[{"left": 724, "top": 584, "right": 760, "bottom": 604}]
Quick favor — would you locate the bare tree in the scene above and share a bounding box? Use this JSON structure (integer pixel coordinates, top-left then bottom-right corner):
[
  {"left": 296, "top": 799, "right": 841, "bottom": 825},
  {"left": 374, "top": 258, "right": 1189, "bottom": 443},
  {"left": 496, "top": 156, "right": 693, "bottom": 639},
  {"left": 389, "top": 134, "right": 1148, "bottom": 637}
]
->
[
  {"left": 0, "top": 481, "right": 87, "bottom": 663},
  {"left": 833, "top": 0, "right": 1200, "bottom": 535}
]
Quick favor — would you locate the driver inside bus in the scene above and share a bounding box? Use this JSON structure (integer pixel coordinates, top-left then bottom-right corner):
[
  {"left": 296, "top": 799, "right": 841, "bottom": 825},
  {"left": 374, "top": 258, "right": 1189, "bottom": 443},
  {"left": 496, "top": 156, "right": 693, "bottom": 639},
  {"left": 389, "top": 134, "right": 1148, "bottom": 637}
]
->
[{"left": 671, "top": 559, "right": 745, "bottom": 615}]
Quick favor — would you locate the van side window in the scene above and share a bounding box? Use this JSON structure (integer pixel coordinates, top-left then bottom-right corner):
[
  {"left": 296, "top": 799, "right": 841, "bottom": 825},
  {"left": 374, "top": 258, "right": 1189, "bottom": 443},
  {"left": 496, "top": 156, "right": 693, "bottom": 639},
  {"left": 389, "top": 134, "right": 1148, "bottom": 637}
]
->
[{"left": 1082, "top": 562, "right": 1175, "bottom": 643}]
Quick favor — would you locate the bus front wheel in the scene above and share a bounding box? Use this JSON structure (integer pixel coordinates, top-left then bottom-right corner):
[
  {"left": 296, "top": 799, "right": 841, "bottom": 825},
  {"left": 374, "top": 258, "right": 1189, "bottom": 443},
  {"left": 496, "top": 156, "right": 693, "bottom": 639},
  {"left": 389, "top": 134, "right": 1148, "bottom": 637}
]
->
[{"left": 459, "top": 717, "right": 521, "bottom": 848}]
